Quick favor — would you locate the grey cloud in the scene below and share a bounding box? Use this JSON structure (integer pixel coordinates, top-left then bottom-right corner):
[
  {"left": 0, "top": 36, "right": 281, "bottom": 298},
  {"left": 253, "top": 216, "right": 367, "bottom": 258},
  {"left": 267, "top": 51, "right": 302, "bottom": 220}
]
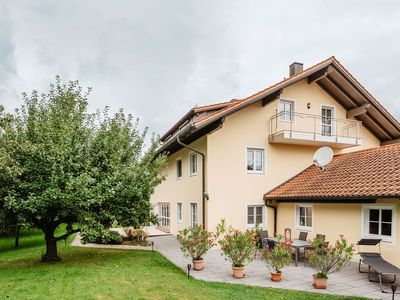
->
[{"left": 0, "top": 0, "right": 399, "bottom": 135}]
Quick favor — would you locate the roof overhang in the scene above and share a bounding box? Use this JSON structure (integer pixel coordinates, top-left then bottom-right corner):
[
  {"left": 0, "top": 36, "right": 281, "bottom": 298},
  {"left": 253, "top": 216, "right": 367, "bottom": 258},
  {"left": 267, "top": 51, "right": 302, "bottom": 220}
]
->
[
  {"left": 273, "top": 197, "right": 377, "bottom": 204},
  {"left": 266, "top": 195, "right": 400, "bottom": 204},
  {"left": 157, "top": 57, "right": 400, "bottom": 157},
  {"left": 156, "top": 119, "right": 222, "bottom": 156},
  {"left": 194, "top": 57, "right": 400, "bottom": 144}
]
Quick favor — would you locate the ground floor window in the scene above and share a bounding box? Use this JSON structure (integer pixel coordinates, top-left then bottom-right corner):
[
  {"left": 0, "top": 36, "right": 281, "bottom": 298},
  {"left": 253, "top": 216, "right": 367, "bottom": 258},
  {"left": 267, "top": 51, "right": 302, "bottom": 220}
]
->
[
  {"left": 158, "top": 202, "right": 170, "bottom": 230},
  {"left": 177, "top": 202, "right": 182, "bottom": 224},
  {"left": 295, "top": 204, "right": 313, "bottom": 231},
  {"left": 190, "top": 203, "right": 197, "bottom": 227},
  {"left": 362, "top": 205, "right": 396, "bottom": 243},
  {"left": 247, "top": 205, "right": 264, "bottom": 227}
]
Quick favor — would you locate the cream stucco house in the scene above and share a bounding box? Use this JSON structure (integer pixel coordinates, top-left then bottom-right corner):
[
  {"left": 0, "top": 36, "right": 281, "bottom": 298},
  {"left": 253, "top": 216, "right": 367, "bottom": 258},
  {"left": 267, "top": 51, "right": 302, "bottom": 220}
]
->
[{"left": 151, "top": 57, "right": 400, "bottom": 265}]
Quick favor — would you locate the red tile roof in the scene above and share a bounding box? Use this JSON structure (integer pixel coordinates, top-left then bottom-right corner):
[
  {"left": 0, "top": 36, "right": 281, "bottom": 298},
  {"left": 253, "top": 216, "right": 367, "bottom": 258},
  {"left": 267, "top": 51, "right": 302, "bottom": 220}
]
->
[
  {"left": 193, "top": 56, "right": 400, "bottom": 132},
  {"left": 264, "top": 144, "right": 400, "bottom": 200},
  {"left": 194, "top": 56, "right": 337, "bottom": 128}
]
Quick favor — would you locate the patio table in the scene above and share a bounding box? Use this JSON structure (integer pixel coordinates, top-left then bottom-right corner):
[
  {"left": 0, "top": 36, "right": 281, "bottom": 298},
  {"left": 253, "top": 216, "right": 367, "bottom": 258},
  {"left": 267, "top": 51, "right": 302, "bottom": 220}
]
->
[{"left": 266, "top": 237, "right": 310, "bottom": 267}]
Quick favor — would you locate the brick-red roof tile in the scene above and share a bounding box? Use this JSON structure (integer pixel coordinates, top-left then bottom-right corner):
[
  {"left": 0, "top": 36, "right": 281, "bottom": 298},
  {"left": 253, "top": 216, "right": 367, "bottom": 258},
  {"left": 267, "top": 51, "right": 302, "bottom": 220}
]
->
[{"left": 264, "top": 144, "right": 400, "bottom": 200}]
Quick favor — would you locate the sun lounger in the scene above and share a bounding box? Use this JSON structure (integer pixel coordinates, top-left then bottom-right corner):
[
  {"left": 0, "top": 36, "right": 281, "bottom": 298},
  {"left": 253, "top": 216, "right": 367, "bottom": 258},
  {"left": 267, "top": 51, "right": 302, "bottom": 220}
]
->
[{"left": 357, "top": 239, "right": 400, "bottom": 294}]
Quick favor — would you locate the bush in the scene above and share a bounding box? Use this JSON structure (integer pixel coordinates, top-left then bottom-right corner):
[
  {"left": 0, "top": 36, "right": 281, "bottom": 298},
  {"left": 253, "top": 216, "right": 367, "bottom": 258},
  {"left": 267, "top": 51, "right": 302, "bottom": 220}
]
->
[
  {"left": 262, "top": 235, "right": 292, "bottom": 273},
  {"left": 81, "top": 227, "right": 123, "bottom": 245},
  {"left": 176, "top": 225, "right": 215, "bottom": 260},
  {"left": 306, "top": 235, "right": 354, "bottom": 279},
  {"left": 217, "top": 220, "right": 257, "bottom": 267}
]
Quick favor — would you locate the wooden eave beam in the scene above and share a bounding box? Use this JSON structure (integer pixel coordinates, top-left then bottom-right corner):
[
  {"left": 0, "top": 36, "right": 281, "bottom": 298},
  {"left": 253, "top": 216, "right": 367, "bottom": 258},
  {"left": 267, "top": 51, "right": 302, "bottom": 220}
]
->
[
  {"left": 308, "top": 66, "right": 334, "bottom": 84},
  {"left": 346, "top": 103, "right": 371, "bottom": 119},
  {"left": 262, "top": 89, "right": 283, "bottom": 106},
  {"left": 363, "top": 112, "right": 393, "bottom": 140},
  {"left": 324, "top": 75, "right": 359, "bottom": 107},
  {"left": 381, "top": 138, "right": 400, "bottom": 146}
]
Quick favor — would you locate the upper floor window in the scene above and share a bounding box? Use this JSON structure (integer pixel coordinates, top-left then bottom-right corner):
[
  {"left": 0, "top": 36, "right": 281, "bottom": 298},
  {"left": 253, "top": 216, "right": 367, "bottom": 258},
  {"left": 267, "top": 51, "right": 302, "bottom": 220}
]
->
[
  {"left": 247, "top": 148, "right": 264, "bottom": 173},
  {"left": 362, "top": 205, "right": 396, "bottom": 243},
  {"left": 189, "top": 152, "right": 197, "bottom": 176},
  {"left": 295, "top": 204, "right": 313, "bottom": 231},
  {"left": 279, "top": 99, "right": 294, "bottom": 122},
  {"left": 176, "top": 159, "right": 182, "bottom": 179}
]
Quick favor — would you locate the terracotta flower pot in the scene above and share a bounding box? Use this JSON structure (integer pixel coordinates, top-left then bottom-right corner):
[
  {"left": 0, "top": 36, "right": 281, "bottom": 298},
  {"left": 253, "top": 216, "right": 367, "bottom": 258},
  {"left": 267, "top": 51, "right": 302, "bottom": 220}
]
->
[
  {"left": 270, "top": 271, "right": 282, "bottom": 282},
  {"left": 312, "top": 274, "right": 328, "bottom": 289},
  {"left": 192, "top": 259, "right": 204, "bottom": 271},
  {"left": 232, "top": 266, "right": 245, "bottom": 278}
]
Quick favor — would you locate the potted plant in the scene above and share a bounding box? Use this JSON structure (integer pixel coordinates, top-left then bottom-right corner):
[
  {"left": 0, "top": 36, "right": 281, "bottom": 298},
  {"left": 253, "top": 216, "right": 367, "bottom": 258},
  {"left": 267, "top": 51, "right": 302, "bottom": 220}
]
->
[
  {"left": 306, "top": 234, "right": 354, "bottom": 289},
  {"left": 176, "top": 225, "right": 215, "bottom": 271},
  {"left": 217, "top": 220, "right": 257, "bottom": 278},
  {"left": 262, "top": 235, "right": 293, "bottom": 282}
]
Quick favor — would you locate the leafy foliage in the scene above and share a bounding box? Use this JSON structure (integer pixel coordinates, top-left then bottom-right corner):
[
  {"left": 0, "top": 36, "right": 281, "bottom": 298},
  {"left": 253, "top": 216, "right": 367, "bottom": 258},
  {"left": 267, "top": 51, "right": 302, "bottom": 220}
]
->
[
  {"left": 176, "top": 225, "right": 215, "bottom": 260},
  {"left": 0, "top": 77, "right": 165, "bottom": 261},
  {"left": 217, "top": 220, "right": 257, "bottom": 267},
  {"left": 81, "top": 227, "right": 123, "bottom": 245},
  {"left": 306, "top": 235, "right": 354, "bottom": 278},
  {"left": 261, "top": 235, "right": 293, "bottom": 273}
]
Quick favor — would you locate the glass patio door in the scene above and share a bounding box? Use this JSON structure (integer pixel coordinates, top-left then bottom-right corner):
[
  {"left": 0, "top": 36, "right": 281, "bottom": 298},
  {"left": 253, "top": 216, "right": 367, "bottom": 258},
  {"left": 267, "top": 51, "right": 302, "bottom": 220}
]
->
[
  {"left": 158, "top": 202, "right": 170, "bottom": 230},
  {"left": 190, "top": 203, "right": 197, "bottom": 228}
]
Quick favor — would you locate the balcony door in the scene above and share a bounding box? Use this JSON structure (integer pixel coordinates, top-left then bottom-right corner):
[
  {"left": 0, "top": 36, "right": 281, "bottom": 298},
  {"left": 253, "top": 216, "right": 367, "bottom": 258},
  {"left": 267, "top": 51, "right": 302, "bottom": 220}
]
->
[
  {"left": 190, "top": 203, "right": 198, "bottom": 228},
  {"left": 321, "top": 106, "right": 334, "bottom": 136},
  {"left": 158, "top": 202, "right": 170, "bottom": 231}
]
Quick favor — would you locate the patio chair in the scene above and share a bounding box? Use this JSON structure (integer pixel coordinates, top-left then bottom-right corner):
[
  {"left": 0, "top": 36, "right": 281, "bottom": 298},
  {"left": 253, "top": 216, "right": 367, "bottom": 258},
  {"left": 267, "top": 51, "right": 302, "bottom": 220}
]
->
[
  {"left": 357, "top": 238, "right": 400, "bottom": 294},
  {"left": 298, "top": 231, "right": 308, "bottom": 241},
  {"left": 304, "top": 234, "right": 326, "bottom": 267},
  {"left": 259, "top": 230, "right": 269, "bottom": 249},
  {"left": 267, "top": 239, "right": 276, "bottom": 250}
]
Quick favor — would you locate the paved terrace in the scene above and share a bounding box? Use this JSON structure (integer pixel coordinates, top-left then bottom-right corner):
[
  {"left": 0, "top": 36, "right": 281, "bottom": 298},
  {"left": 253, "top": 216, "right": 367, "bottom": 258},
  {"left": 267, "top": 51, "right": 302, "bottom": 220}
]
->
[{"left": 149, "top": 235, "right": 399, "bottom": 300}]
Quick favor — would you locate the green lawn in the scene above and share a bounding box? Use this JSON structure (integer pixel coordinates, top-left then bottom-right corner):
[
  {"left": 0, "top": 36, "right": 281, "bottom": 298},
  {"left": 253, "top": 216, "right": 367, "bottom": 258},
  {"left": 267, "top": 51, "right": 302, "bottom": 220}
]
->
[{"left": 0, "top": 229, "right": 364, "bottom": 300}]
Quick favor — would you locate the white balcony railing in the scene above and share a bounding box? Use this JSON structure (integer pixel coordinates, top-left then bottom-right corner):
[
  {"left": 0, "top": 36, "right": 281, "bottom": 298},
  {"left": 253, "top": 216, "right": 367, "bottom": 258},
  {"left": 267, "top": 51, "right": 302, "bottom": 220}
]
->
[{"left": 269, "top": 112, "right": 362, "bottom": 147}]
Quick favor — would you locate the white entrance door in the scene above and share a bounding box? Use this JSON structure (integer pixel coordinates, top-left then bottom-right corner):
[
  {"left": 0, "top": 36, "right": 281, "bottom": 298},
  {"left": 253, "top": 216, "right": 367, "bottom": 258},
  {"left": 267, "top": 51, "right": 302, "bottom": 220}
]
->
[
  {"left": 190, "top": 203, "right": 198, "bottom": 227},
  {"left": 158, "top": 202, "right": 170, "bottom": 230}
]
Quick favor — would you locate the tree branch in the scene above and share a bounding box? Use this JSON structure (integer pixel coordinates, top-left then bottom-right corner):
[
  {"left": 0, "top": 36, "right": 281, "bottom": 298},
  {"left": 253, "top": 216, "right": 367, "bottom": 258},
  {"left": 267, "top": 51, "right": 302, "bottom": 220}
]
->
[{"left": 54, "top": 228, "right": 80, "bottom": 241}]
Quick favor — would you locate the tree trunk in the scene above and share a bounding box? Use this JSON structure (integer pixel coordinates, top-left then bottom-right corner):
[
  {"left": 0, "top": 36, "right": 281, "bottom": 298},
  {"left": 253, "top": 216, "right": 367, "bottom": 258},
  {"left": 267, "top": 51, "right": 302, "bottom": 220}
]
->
[
  {"left": 42, "top": 229, "right": 61, "bottom": 262},
  {"left": 14, "top": 225, "right": 21, "bottom": 248}
]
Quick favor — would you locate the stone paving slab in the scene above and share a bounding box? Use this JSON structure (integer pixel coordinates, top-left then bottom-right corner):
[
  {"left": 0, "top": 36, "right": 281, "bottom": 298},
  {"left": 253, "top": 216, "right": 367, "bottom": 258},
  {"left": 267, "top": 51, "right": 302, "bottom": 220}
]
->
[{"left": 149, "top": 235, "right": 399, "bottom": 300}]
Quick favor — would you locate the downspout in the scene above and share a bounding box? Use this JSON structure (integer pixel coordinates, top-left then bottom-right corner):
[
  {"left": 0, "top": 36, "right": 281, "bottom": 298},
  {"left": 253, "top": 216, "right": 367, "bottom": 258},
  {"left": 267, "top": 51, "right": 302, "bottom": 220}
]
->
[
  {"left": 177, "top": 134, "right": 207, "bottom": 228},
  {"left": 265, "top": 199, "right": 277, "bottom": 235}
]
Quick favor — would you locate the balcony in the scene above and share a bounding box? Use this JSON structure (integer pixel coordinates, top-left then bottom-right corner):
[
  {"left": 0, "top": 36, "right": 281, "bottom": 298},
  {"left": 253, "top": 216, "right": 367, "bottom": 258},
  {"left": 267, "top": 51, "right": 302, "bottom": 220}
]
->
[{"left": 268, "top": 112, "right": 362, "bottom": 148}]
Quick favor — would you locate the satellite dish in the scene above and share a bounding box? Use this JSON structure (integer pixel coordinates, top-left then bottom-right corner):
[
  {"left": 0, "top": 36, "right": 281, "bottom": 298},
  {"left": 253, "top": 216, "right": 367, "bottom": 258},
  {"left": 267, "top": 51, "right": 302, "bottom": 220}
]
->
[{"left": 313, "top": 146, "right": 333, "bottom": 171}]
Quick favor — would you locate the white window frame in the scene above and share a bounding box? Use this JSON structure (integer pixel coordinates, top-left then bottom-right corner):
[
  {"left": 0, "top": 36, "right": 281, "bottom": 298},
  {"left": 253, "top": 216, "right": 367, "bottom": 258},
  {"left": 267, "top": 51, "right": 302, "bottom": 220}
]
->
[
  {"left": 190, "top": 203, "right": 198, "bottom": 228},
  {"left": 320, "top": 105, "right": 336, "bottom": 136},
  {"left": 278, "top": 99, "right": 295, "bottom": 123},
  {"left": 158, "top": 202, "right": 171, "bottom": 230},
  {"left": 176, "top": 158, "right": 182, "bottom": 180},
  {"left": 361, "top": 204, "right": 396, "bottom": 244},
  {"left": 177, "top": 202, "right": 183, "bottom": 224},
  {"left": 246, "top": 147, "right": 265, "bottom": 174},
  {"left": 295, "top": 204, "right": 313, "bottom": 232},
  {"left": 189, "top": 152, "right": 198, "bottom": 177},
  {"left": 247, "top": 204, "right": 265, "bottom": 228}
]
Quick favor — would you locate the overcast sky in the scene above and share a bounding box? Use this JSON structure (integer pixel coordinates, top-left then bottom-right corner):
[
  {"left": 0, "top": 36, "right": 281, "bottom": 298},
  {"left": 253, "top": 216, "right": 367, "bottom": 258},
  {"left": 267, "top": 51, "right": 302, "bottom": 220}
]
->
[{"left": 0, "top": 1, "right": 399, "bottom": 136}]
